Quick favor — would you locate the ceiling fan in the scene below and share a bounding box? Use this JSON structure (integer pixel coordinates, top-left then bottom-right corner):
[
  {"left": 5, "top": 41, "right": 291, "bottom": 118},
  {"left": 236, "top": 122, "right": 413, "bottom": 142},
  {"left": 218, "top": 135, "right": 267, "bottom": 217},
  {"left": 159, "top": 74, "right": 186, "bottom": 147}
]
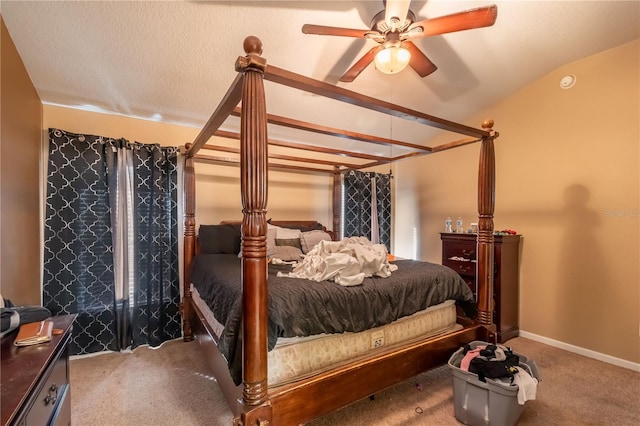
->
[{"left": 302, "top": 1, "right": 498, "bottom": 82}]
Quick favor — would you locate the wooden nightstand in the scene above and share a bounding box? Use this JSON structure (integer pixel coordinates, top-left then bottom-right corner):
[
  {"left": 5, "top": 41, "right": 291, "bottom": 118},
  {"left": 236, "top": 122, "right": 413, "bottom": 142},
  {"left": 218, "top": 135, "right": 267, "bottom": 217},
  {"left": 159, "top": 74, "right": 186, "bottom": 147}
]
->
[
  {"left": 1, "top": 314, "right": 76, "bottom": 426},
  {"left": 440, "top": 233, "right": 521, "bottom": 342}
]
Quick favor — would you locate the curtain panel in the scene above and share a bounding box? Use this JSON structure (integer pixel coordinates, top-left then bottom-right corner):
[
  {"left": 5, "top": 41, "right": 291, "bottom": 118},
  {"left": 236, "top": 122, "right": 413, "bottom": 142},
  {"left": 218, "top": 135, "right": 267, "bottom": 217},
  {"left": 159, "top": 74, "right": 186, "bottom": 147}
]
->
[
  {"left": 129, "top": 142, "right": 180, "bottom": 348},
  {"left": 43, "top": 128, "right": 180, "bottom": 355},
  {"left": 342, "top": 170, "right": 392, "bottom": 250},
  {"left": 44, "top": 129, "right": 120, "bottom": 354}
]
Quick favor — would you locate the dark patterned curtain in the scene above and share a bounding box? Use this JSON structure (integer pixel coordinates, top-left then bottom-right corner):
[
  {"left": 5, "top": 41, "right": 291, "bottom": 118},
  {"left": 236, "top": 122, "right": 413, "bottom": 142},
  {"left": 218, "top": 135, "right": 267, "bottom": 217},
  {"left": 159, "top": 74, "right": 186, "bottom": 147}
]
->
[
  {"left": 44, "top": 129, "right": 119, "bottom": 354},
  {"left": 43, "top": 128, "right": 180, "bottom": 355},
  {"left": 342, "top": 170, "right": 392, "bottom": 250},
  {"left": 129, "top": 142, "right": 180, "bottom": 348}
]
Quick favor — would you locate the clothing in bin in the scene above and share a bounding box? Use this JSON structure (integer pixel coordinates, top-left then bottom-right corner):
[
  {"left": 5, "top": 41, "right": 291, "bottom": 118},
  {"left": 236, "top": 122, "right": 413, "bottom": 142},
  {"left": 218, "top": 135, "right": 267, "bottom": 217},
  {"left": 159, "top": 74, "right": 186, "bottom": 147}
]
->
[
  {"left": 460, "top": 343, "right": 538, "bottom": 404},
  {"left": 449, "top": 341, "right": 541, "bottom": 426}
]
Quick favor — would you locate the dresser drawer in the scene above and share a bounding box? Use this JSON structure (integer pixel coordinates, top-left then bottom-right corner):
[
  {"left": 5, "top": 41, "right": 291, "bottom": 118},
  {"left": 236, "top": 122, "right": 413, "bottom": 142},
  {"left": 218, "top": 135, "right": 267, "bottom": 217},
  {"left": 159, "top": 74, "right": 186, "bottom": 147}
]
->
[
  {"left": 443, "top": 259, "right": 476, "bottom": 278},
  {"left": 25, "top": 352, "right": 69, "bottom": 425},
  {"left": 442, "top": 241, "right": 477, "bottom": 260},
  {"left": 50, "top": 384, "right": 70, "bottom": 426}
]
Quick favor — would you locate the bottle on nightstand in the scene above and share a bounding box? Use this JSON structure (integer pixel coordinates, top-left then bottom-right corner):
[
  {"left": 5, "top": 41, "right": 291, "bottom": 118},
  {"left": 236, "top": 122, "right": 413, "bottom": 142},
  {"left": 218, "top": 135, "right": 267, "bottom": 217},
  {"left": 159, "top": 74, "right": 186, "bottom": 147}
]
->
[{"left": 445, "top": 217, "right": 453, "bottom": 233}]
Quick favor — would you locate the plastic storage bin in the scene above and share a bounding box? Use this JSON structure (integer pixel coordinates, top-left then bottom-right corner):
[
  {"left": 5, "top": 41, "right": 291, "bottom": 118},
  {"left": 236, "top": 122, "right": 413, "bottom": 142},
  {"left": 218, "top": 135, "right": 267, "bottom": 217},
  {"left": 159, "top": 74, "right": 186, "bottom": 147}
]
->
[{"left": 448, "top": 341, "right": 540, "bottom": 426}]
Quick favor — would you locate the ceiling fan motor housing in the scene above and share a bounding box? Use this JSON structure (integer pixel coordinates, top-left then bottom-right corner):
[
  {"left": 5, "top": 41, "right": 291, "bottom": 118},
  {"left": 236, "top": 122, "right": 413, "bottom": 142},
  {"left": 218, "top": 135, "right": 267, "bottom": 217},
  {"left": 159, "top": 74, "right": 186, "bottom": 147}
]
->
[{"left": 371, "top": 9, "right": 416, "bottom": 33}]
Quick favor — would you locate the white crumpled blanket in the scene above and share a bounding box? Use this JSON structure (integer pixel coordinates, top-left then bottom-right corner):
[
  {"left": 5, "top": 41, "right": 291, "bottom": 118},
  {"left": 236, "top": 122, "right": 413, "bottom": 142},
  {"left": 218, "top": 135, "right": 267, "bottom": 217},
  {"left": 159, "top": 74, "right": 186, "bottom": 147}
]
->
[{"left": 277, "top": 236, "right": 398, "bottom": 286}]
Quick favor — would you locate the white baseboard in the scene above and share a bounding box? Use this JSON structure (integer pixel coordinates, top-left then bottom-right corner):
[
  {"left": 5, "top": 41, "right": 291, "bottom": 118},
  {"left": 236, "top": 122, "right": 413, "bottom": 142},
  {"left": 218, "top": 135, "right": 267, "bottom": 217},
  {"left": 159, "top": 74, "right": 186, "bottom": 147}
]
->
[{"left": 519, "top": 330, "right": 640, "bottom": 373}]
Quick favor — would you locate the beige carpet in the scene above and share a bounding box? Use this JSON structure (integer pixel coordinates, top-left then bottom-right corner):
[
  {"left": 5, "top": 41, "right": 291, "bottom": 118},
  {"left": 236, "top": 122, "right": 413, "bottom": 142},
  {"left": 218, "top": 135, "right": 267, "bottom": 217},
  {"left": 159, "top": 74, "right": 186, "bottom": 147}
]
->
[{"left": 70, "top": 337, "right": 640, "bottom": 425}]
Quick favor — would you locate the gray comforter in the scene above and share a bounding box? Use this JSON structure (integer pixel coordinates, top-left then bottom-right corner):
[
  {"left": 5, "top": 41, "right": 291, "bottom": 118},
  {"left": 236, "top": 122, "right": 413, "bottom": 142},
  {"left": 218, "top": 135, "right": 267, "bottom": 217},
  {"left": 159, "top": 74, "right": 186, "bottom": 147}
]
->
[{"left": 190, "top": 254, "right": 475, "bottom": 385}]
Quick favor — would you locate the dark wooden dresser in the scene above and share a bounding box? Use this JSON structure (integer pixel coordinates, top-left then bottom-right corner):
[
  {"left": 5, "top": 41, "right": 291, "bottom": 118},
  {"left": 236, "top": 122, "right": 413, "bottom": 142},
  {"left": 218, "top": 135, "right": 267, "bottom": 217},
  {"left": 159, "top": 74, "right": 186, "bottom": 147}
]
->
[
  {"left": 1, "top": 314, "right": 76, "bottom": 426},
  {"left": 440, "top": 233, "right": 521, "bottom": 342}
]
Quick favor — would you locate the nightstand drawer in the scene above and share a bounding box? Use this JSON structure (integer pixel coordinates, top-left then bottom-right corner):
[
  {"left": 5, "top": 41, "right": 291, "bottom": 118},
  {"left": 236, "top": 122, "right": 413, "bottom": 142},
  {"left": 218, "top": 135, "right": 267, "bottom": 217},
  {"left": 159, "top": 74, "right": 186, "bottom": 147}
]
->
[{"left": 25, "top": 350, "right": 69, "bottom": 425}]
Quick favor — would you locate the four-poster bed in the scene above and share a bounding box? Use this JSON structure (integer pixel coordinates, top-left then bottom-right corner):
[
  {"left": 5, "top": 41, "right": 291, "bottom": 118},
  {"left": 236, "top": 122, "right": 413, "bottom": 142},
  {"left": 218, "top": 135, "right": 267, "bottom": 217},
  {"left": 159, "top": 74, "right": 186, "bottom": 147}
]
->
[{"left": 181, "top": 36, "right": 499, "bottom": 425}]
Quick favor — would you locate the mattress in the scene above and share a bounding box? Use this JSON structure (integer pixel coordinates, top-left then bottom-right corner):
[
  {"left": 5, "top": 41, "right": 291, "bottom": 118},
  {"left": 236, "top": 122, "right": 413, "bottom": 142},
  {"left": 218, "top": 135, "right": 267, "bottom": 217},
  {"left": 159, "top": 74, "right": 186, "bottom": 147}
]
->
[
  {"left": 191, "top": 284, "right": 461, "bottom": 387},
  {"left": 190, "top": 253, "right": 475, "bottom": 387}
]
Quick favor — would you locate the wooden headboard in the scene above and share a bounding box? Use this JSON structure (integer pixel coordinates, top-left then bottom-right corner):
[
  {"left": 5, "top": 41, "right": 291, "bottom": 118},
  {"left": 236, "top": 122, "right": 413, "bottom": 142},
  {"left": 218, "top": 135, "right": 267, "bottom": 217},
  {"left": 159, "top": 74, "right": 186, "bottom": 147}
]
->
[
  {"left": 194, "top": 220, "right": 337, "bottom": 255},
  {"left": 219, "top": 220, "right": 337, "bottom": 241}
]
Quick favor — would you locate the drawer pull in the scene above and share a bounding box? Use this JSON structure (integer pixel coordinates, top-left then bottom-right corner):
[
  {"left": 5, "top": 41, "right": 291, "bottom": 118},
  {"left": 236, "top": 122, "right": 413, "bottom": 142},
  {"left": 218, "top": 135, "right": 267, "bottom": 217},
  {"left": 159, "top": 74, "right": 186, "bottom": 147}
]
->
[
  {"left": 44, "top": 384, "right": 58, "bottom": 406},
  {"left": 448, "top": 256, "right": 472, "bottom": 262},
  {"left": 458, "top": 265, "right": 472, "bottom": 274},
  {"left": 462, "top": 249, "right": 475, "bottom": 257}
]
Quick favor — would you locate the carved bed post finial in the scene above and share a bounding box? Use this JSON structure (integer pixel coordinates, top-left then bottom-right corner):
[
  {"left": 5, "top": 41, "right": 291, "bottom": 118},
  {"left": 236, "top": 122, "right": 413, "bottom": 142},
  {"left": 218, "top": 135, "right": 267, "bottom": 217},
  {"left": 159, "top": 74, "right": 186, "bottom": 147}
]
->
[
  {"left": 236, "top": 36, "right": 267, "bottom": 73},
  {"left": 243, "top": 35, "right": 263, "bottom": 56},
  {"left": 476, "top": 119, "right": 498, "bottom": 335}
]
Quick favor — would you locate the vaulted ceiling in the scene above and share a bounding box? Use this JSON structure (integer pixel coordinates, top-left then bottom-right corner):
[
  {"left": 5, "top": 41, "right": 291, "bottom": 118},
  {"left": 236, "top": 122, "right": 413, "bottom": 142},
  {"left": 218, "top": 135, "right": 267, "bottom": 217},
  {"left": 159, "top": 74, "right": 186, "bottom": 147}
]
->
[{"left": 2, "top": 0, "right": 639, "bottom": 154}]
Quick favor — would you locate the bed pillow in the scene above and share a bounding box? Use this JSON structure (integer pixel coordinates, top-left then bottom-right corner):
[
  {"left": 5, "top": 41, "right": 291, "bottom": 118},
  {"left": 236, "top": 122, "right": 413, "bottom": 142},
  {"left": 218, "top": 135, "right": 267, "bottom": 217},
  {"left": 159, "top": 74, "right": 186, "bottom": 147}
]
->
[
  {"left": 274, "top": 226, "right": 302, "bottom": 239},
  {"left": 266, "top": 226, "right": 277, "bottom": 256},
  {"left": 275, "top": 238, "right": 302, "bottom": 250},
  {"left": 198, "top": 224, "right": 241, "bottom": 254},
  {"left": 271, "top": 246, "right": 303, "bottom": 261},
  {"left": 300, "top": 230, "right": 333, "bottom": 254},
  {"left": 268, "top": 225, "right": 302, "bottom": 253}
]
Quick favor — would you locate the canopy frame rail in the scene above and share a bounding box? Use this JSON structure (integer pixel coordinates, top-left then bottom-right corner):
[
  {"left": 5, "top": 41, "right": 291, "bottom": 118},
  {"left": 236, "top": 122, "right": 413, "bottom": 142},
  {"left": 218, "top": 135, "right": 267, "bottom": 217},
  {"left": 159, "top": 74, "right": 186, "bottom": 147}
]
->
[
  {"left": 184, "top": 46, "right": 490, "bottom": 161},
  {"left": 190, "top": 133, "right": 484, "bottom": 173}
]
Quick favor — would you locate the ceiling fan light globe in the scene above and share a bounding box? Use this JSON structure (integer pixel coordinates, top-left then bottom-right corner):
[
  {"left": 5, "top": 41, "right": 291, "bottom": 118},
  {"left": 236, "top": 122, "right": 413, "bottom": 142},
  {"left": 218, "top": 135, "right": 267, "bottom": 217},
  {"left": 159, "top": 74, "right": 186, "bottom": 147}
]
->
[{"left": 374, "top": 46, "right": 411, "bottom": 74}]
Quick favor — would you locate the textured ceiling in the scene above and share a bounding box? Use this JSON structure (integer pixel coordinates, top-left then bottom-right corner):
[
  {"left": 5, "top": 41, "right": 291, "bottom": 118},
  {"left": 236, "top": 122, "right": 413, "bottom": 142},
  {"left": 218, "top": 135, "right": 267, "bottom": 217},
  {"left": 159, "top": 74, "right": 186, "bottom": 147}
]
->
[{"left": 2, "top": 0, "right": 639, "bottom": 152}]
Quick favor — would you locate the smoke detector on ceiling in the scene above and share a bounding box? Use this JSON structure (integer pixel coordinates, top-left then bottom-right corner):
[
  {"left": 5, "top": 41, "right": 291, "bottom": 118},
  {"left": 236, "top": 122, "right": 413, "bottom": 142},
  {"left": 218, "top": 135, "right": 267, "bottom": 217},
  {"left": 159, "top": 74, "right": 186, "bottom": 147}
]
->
[{"left": 560, "top": 74, "right": 576, "bottom": 89}]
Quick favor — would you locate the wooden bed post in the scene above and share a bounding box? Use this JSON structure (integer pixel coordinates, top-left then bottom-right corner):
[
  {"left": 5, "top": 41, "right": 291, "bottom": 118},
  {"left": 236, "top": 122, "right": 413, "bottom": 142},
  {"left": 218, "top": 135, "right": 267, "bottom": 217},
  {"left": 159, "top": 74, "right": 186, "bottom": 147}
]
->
[
  {"left": 236, "top": 36, "right": 272, "bottom": 426},
  {"left": 476, "top": 119, "right": 498, "bottom": 340},
  {"left": 332, "top": 166, "right": 341, "bottom": 239},
  {"left": 182, "top": 146, "right": 196, "bottom": 342}
]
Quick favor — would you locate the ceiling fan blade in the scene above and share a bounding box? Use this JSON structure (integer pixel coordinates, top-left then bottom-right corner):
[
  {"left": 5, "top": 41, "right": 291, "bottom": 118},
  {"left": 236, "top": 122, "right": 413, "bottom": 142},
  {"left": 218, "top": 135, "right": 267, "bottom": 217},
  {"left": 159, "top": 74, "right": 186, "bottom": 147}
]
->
[
  {"left": 405, "top": 4, "right": 498, "bottom": 39},
  {"left": 302, "top": 24, "right": 371, "bottom": 38},
  {"left": 385, "top": 0, "right": 412, "bottom": 30},
  {"left": 404, "top": 41, "right": 438, "bottom": 77},
  {"left": 339, "top": 46, "right": 381, "bottom": 83}
]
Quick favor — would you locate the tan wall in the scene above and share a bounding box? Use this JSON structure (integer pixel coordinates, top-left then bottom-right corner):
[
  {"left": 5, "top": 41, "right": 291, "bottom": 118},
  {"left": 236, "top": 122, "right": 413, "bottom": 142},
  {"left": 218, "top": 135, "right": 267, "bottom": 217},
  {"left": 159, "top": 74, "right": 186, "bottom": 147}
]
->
[
  {"left": 191, "top": 152, "right": 333, "bottom": 226},
  {"left": 42, "top": 105, "right": 333, "bottom": 228},
  {"left": 32, "top": 35, "right": 640, "bottom": 365},
  {"left": 394, "top": 40, "right": 640, "bottom": 364},
  {"left": 1, "top": 18, "right": 43, "bottom": 305}
]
